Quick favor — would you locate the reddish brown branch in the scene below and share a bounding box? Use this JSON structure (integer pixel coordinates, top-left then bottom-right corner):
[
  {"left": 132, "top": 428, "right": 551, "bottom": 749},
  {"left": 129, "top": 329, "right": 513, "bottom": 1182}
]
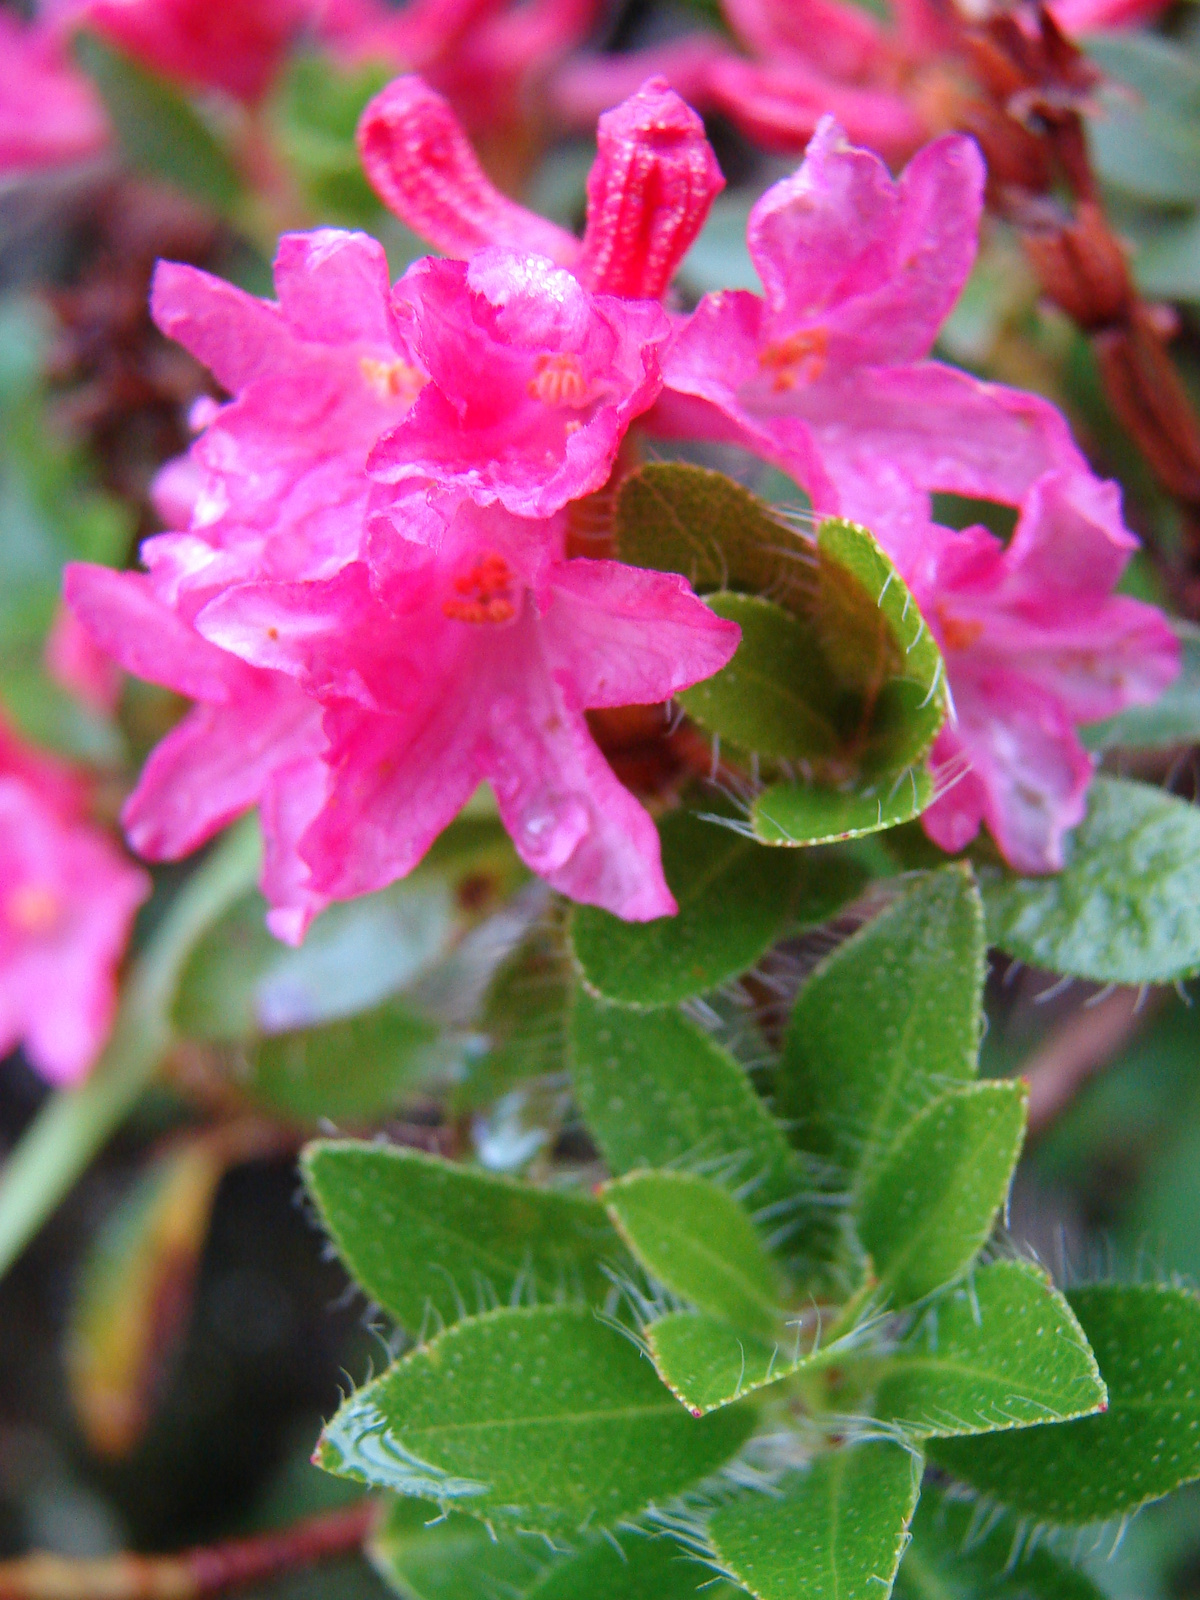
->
[{"left": 0, "top": 1502, "right": 380, "bottom": 1600}]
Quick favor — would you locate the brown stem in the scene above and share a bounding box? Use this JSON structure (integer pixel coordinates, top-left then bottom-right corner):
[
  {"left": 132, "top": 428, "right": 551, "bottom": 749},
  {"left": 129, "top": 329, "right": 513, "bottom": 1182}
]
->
[
  {"left": 1021, "top": 985, "right": 1165, "bottom": 1136},
  {"left": 0, "top": 1502, "right": 380, "bottom": 1600}
]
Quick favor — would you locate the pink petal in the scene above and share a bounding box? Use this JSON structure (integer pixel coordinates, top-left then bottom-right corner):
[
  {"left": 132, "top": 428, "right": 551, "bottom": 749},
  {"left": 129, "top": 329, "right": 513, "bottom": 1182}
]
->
[
  {"left": 122, "top": 684, "right": 324, "bottom": 861},
  {"left": 64, "top": 564, "right": 246, "bottom": 703},
  {"left": 747, "top": 119, "right": 983, "bottom": 365},
  {"left": 0, "top": 12, "right": 109, "bottom": 174},
  {"left": 576, "top": 77, "right": 725, "bottom": 302},
  {"left": 151, "top": 262, "right": 288, "bottom": 395},
  {"left": 542, "top": 558, "right": 740, "bottom": 707},
  {"left": 44, "top": 602, "right": 122, "bottom": 715},
  {"left": 722, "top": 0, "right": 889, "bottom": 79},
  {"left": 273, "top": 228, "right": 395, "bottom": 348},
  {"left": 548, "top": 36, "right": 729, "bottom": 128},
  {"left": 356, "top": 75, "right": 580, "bottom": 265}
]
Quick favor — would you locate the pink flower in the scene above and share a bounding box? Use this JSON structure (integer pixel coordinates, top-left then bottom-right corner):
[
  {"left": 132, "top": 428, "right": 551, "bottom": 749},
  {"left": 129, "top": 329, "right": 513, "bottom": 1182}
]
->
[
  {"left": 0, "top": 11, "right": 109, "bottom": 175},
  {"left": 45, "top": 602, "right": 123, "bottom": 715},
  {"left": 192, "top": 499, "right": 740, "bottom": 920},
  {"left": 655, "top": 117, "right": 1179, "bottom": 872},
  {"left": 366, "top": 248, "right": 670, "bottom": 519},
  {"left": 656, "top": 119, "right": 1086, "bottom": 570},
  {"left": 149, "top": 227, "right": 425, "bottom": 585},
  {"left": 64, "top": 562, "right": 330, "bottom": 944},
  {"left": 66, "top": 0, "right": 326, "bottom": 103},
  {"left": 357, "top": 75, "right": 724, "bottom": 304},
  {"left": 342, "top": 0, "right": 599, "bottom": 137},
  {"left": 0, "top": 721, "right": 148, "bottom": 1085},
  {"left": 915, "top": 474, "right": 1179, "bottom": 872}
]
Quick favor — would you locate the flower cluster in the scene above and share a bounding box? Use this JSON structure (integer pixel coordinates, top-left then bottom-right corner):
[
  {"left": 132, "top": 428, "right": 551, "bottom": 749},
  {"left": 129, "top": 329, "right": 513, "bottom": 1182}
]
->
[
  {"left": 65, "top": 71, "right": 1177, "bottom": 950},
  {"left": 0, "top": 721, "right": 147, "bottom": 1084}
]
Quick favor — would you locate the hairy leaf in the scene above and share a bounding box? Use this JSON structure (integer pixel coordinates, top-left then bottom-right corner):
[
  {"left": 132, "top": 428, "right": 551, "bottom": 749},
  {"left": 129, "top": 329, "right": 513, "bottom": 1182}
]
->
[
  {"left": 983, "top": 778, "right": 1200, "bottom": 984},
  {"left": 856, "top": 1082, "right": 1028, "bottom": 1307},
  {"left": 850, "top": 1260, "right": 1105, "bottom": 1439},
  {"left": 752, "top": 768, "right": 934, "bottom": 847},
  {"left": 603, "top": 1170, "right": 784, "bottom": 1339},
  {"left": 570, "top": 810, "right": 862, "bottom": 1007},
  {"left": 302, "top": 1142, "right": 620, "bottom": 1329},
  {"left": 932, "top": 1284, "right": 1200, "bottom": 1522},
  {"left": 709, "top": 1440, "right": 922, "bottom": 1600},
  {"left": 570, "top": 992, "right": 801, "bottom": 1210},
  {"left": 371, "top": 1503, "right": 736, "bottom": 1600},
  {"left": 678, "top": 592, "right": 840, "bottom": 761},
  {"left": 646, "top": 1308, "right": 851, "bottom": 1415},
  {"left": 317, "top": 1305, "right": 755, "bottom": 1531},
  {"left": 779, "top": 866, "right": 984, "bottom": 1185}
]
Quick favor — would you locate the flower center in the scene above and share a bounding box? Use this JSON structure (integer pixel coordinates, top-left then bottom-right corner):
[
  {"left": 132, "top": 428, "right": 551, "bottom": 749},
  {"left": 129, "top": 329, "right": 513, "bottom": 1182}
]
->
[
  {"left": 758, "top": 327, "right": 829, "bottom": 391},
  {"left": 360, "top": 356, "right": 426, "bottom": 404},
  {"left": 442, "top": 552, "right": 518, "bottom": 625},
  {"left": 6, "top": 882, "right": 62, "bottom": 935},
  {"left": 528, "top": 353, "right": 591, "bottom": 409},
  {"left": 936, "top": 608, "right": 985, "bottom": 652}
]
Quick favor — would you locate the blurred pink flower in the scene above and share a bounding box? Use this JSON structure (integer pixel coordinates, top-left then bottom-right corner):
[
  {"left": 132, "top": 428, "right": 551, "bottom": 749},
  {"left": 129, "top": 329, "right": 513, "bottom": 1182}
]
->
[
  {"left": 0, "top": 11, "right": 109, "bottom": 174},
  {"left": 45, "top": 601, "right": 123, "bottom": 714},
  {"left": 64, "top": 562, "right": 331, "bottom": 944},
  {"left": 915, "top": 474, "right": 1179, "bottom": 871},
  {"left": 0, "top": 721, "right": 148, "bottom": 1085}
]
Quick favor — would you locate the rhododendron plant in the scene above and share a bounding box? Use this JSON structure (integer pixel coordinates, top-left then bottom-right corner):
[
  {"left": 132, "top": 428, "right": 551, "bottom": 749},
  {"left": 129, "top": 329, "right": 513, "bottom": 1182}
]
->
[{"left": 4, "top": 11, "right": 1200, "bottom": 1600}]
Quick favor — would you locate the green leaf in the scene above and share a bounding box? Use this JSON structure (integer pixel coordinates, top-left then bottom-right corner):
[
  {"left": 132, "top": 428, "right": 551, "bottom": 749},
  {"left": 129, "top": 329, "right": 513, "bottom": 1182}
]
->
[
  {"left": 751, "top": 768, "right": 934, "bottom": 847},
  {"left": 932, "top": 1284, "right": 1200, "bottom": 1523},
  {"left": 453, "top": 915, "right": 572, "bottom": 1111},
  {"left": 569, "top": 990, "right": 802, "bottom": 1211},
  {"left": 615, "top": 466, "right": 946, "bottom": 795},
  {"left": 678, "top": 593, "right": 840, "bottom": 761},
  {"left": 1085, "top": 34, "right": 1200, "bottom": 205},
  {"left": 1084, "top": 622, "right": 1200, "bottom": 749},
  {"left": 983, "top": 778, "right": 1200, "bottom": 984},
  {"left": 849, "top": 1260, "right": 1104, "bottom": 1439},
  {"left": 778, "top": 866, "right": 984, "bottom": 1186},
  {"left": 603, "top": 1170, "right": 785, "bottom": 1340},
  {"left": 317, "top": 1305, "right": 755, "bottom": 1531},
  {"left": 271, "top": 52, "right": 394, "bottom": 228},
  {"left": 646, "top": 1308, "right": 852, "bottom": 1415},
  {"left": 1131, "top": 208, "right": 1200, "bottom": 305},
  {"left": 174, "top": 818, "right": 520, "bottom": 1039},
  {"left": 238, "top": 999, "right": 445, "bottom": 1124},
  {"left": 371, "top": 1503, "right": 735, "bottom": 1600},
  {"left": 709, "top": 1440, "right": 922, "bottom": 1600},
  {"left": 856, "top": 1081, "right": 1028, "bottom": 1307},
  {"left": 895, "top": 1488, "right": 1108, "bottom": 1600},
  {"left": 302, "top": 1142, "right": 621, "bottom": 1330},
  {"left": 75, "top": 34, "right": 242, "bottom": 212},
  {"left": 570, "top": 810, "right": 864, "bottom": 1008}
]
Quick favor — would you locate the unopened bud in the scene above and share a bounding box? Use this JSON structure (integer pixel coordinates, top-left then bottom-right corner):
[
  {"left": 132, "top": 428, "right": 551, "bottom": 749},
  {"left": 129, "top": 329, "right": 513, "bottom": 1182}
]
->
[
  {"left": 577, "top": 77, "right": 724, "bottom": 301},
  {"left": 357, "top": 76, "right": 579, "bottom": 266},
  {"left": 1022, "top": 202, "right": 1132, "bottom": 329}
]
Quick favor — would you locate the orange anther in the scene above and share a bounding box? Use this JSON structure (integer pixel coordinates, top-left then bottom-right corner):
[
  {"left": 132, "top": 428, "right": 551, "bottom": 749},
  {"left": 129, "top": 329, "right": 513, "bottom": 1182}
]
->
[
  {"left": 528, "top": 353, "right": 590, "bottom": 408},
  {"left": 6, "top": 882, "right": 62, "bottom": 935},
  {"left": 359, "top": 356, "right": 426, "bottom": 404},
  {"left": 442, "top": 551, "right": 518, "bottom": 625},
  {"left": 758, "top": 327, "right": 829, "bottom": 391}
]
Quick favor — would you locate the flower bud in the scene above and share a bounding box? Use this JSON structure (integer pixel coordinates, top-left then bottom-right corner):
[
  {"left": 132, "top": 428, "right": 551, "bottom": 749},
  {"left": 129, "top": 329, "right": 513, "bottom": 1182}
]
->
[
  {"left": 577, "top": 77, "right": 724, "bottom": 301},
  {"left": 357, "top": 75, "right": 579, "bottom": 265}
]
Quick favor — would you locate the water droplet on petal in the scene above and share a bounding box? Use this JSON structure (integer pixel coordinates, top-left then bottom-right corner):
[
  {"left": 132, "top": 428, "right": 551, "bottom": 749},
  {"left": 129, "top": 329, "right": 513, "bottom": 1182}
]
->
[{"left": 515, "top": 793, "right": 589, "bottom": 872}]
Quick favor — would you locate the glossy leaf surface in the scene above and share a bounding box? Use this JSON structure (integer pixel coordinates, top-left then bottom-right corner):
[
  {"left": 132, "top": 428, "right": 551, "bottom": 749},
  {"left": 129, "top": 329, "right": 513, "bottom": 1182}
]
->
[
  {"left": 571, "top": 810, "right": 861, "bottom": 1007},
  {"left": 318, "top": 1305, "right": 755, "bottom": 1531}
]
